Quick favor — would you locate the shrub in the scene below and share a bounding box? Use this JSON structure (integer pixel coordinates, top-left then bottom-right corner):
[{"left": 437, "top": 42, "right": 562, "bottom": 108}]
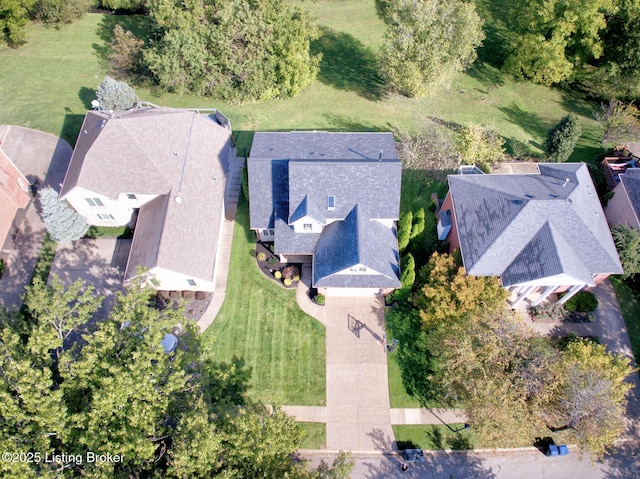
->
[
  {"left": 282, "top": 265, "right": 300, "bottom": 280},
  {"left": 108, "top": 24, "right": 144, "bottom": 79},
  {"left": 256, "top": 252, "right": 267, "bottom": 262},
  {"left": 427, "top": 200, "right": 437, "bottom": 212},
  {"left": 293, "top": 275, "right": 300, "bottom": 282},
  {"left": 38, "top": 187, "right": 89, "bottom": 243},
  {"left": 241, "top": 167, "right": 249, "bottom": 202},
  {"left": 96, "top": 76, "right": 137, "bottom": 111},
  {"left": 267, "top": 257, "right": 279, "bottom": 266},
  {"left": 530, "top": 302, "right": 566, "bottom": 322},
  {"left": 545, "top": 113, "right": 581, "bottom": 163},
  {"left": 315, "top": 294, "right": 325, "bottom": 305},
  {"left": 283, "top": 278, "right": 292, "bottom": 286},
  {"left": 0, "top": 258, "right": 4, "bottom": 278},
  {"left": 563, "top": 291, "right": 599, "bottom": 312},
  {"left": 274, "top": 271, "right": 282, "bottom": 279}
]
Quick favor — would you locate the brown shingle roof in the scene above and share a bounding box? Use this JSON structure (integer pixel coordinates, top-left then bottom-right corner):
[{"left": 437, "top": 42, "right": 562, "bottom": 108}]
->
[{"left": 61, "top": 107, "right": 231, "bottom": 284}]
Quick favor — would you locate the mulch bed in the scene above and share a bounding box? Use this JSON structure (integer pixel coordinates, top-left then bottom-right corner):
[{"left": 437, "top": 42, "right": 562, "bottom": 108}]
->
[{"left": 255, "top": 242, "right": 301, "bottom": 288}]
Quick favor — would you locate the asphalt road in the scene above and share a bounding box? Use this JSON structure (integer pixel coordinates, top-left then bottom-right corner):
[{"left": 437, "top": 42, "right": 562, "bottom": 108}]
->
[{"left": 305, "top": 442, "right": 640, "bottom": 479}]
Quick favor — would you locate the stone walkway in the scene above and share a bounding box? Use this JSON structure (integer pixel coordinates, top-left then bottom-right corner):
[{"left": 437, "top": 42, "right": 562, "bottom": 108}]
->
[{"left": 325, "top": 296, "right": 395, "bottom": 451}]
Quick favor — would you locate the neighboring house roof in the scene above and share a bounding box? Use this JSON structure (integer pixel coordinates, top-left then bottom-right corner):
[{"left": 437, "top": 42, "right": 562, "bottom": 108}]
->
[
  {"left": 61, "top": 107, "right": 231, "bottom": 285},
  {"left": 448, "top": 163, "right": 622, "bottom": 287},
  {"left": 248, "top": 131, "right": 401, "bottom": 289},
  {"left": 619, "top": 168, "right": 640, "bottom": 224}
]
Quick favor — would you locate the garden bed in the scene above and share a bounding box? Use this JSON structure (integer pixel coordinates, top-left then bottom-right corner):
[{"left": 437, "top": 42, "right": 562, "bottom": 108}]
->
[{"left": 254, "top": 242, "right": 301, "bottom": 288}]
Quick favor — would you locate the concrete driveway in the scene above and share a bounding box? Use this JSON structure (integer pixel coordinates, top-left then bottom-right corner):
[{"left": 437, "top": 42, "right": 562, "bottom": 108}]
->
[
  {"left": 50, "top": 238, "right": 131, "bottom": 319},
  {"left": 0, "top": 125, "right": 72, "bottom": 310},
  {"left": 325, "top": 296, "right": 395, "bottom": 451}
]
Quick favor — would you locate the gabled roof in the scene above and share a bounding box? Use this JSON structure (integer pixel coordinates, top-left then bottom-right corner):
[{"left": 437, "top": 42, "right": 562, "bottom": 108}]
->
[
  {"left": 620, "top": 168, "right": 640, "bottom": 224},
  {"left": 248, "top": 132, "right": 400, "bottom": 230},
  {"left": 313, "top": 206, "right": 401, "bottom": 288},
  {"left": 448, "top": 163, "right": 622, "bottom": 286},
  {"left": 61, "top": 107, "right": 231, "bottom": 284},
  {"left": 248, "top": 131, "right": 401, "bottom": 289}
]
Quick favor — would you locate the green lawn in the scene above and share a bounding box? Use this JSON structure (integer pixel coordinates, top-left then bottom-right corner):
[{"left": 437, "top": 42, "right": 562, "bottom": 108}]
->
[
  {"left": 202, "top": 196, "right": 326, "bottom": 406},
  {"left": 1, "top": 7, "right": 605, "bottom": 162},
  {"left": 298, "top": 423, "right": 326, "bottom": 449},
  {"left": 393, "top": 424, "right": 476, "bottom": 451},
  {"left": 610, "top": 277, "right": 640, "bottom": 373}
]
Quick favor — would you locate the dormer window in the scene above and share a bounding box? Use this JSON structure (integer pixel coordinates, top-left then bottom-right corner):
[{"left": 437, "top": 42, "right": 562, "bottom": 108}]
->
[
  {"left": 127, "top": 194, "right": 137, "bottom": 200},
  {"left": 85, "top": 197, "right": 104, "bottom": 207},
  {"left": 327, "top": 195, "right": 335, "bottom": 211},
  {"left": 303, "top": 223, "right": 312, "bottom": 231}
]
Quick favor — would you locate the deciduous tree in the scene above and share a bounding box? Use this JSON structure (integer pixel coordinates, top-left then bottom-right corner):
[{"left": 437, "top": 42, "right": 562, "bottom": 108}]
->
[
  {"left": 546, "top": 340, "right": 634, "bottom": 460},
  {"left": 0, "top": 0, "right": 35, "bottom": 46},
  {"left": 457, "top": 123, "right": 505, "bottom": 172},
  {"left": 144, "top": 0, "right": 320, "bottom": 102},
  {"left": 504, "top": 0, "right": 617, "bottom": 85},
  {"left": 396, "top": 126, "right": 458, "bottom": 178},
  {"left": 593, "top": 99, "right": 640, "bottom": 145},
  {"left": 379, "top": 0, "right": 484, "bottom": 98},
  {"left": 545, "top": 113, "right": 582, "bottom": 163},
  {"left": 108, "top": 24, "right": 144, "bottom": 79},
  {"left": 415, "top": 252, "right": 508, "bottom": 328}
]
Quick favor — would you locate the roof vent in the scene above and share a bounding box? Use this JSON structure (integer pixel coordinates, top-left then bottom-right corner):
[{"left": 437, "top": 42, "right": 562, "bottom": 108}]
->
[
  {"left": 511, "top": 199, "right": 523, "bottom": 205},
  {"left": 562, "top": 178, "right": 570, "bottom": 187},
  {"left": 525, "top": 194, "right": 534, "bottom": 199},
  {"left": 175, "top": 197, "right": 182, "bottom": 204}
]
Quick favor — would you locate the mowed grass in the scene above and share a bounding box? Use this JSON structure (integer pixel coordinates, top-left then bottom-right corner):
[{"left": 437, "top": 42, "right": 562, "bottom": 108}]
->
[
  {"left": 298, "top": 423, "right": 327, "bottom": 449},
  {"left": 1, "top": 7, "right": 605, "bottom": 162},
  {"left": 393, "top": 425, "right": 476, "bottom": 451},
  {"left": 202, "top": 196, "right": 326, "bottom": 406}
]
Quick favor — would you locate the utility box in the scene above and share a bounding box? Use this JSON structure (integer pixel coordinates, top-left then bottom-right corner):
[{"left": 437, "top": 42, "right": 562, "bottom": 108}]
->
[
  {"left": 558, "top": 445, "right": 569, "bottom": 456},
  {"left": 546, "top": 445, "right": 559, "bottom": 456}
]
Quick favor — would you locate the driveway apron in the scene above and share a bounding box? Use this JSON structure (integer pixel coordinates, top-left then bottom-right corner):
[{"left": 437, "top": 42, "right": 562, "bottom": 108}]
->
[{"left": 325, "top": 296, "right": 395, "bottom": 451}]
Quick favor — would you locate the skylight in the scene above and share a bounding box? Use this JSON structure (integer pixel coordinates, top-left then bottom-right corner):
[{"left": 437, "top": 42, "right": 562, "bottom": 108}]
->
[{"left": 327, "top": 195, "right": 335, "bottom": 210}]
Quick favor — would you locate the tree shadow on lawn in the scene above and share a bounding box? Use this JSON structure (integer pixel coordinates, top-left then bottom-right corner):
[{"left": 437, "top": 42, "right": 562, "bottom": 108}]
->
[
  {"left": 498, "top": 102, "right": 550, "bottom": 142},
  {"left": 311, "top": 26, "right": 386, "bottom": 101},
  {"left": 323, "top": 113, "right": 390, "bottom": 132}
]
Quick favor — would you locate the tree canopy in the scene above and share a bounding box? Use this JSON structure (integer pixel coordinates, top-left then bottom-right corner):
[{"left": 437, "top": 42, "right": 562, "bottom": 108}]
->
[
  {"left": 505, "top": 0, "right": 617, "bottom": 85},
  {"left": 379, "top": 0, "right": 484, "bottom": 97},
  {"left": 456, "top": 123, "right": 505, "bottom": 172},
  {"left": 96, "top": 75, "right": 138, "bottom": 110},
  {"left": 143, "top": 0, "right": 321, "bottom": 102},
  {"left": 0, "top": 277, "right": 352, "bottom": 478}
]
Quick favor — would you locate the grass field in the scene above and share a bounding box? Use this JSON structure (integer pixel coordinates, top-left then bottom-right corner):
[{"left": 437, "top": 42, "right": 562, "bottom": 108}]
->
[
  {"left": 202, "top": 196, "right": 326, "bottom": 406},
  {"left": 1, "top": 5, "right": 605, "bottom": 162}
]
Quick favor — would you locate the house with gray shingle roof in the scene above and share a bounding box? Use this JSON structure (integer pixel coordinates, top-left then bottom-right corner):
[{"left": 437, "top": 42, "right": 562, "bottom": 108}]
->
[
  {"left": 440, "top": 163, "right": 622, "bottom": 307},
  {"left": 248, "top": 131, "right": 402, "bottom": 295},
  {"left": 605, "top": 168, "right": 640, "bottom": 231},
  {"left": 60, "top": 105, "right": 232, "bottom": 292}
]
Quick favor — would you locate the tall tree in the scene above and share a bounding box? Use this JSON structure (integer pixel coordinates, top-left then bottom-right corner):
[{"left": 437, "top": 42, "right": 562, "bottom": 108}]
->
[
  {"left": 415, "top": 252, "right": 508, "bottom": 328},
  {"left": 545, "top": 113, "right": 582, "bottom": 163},
  {"left": 612, "top": 223, "right": 640, "bottom": 277},
  {"left": 456, "top": 123, "right": 505, "bottom": 172},
  {"left": 38, "top": 187, "right": 89, "bottom": 243},
  {"left": 0, "top": 0, "right": 35, "bottom": 46},
  {"left": 593, "top": 99, "right": 640, "bottom": 144},
  {"left": 504, "top": 0, "right": 617, "bottom": 85},
  {"left": 545, "top": 340, "right": 634, "bottom": 460},
  {"left": 144, "top": 0, "right": 320, "bottom": 102},
  {"left": 379, "top": 0, "right": 484, "bottom": 98}
]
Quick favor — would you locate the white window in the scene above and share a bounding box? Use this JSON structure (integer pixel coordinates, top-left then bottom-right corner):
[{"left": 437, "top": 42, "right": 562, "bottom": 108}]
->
[
  {"left": 187, "top": 279, "right": 197, "bottom": 287},
  {"left": 359, "top": 266, "right": 367, "bottom": 272},
  {"left": 127, "top": 194, "right": 137, "bottom": 200},
  {"left": 303, "top": 223, "right": 312, "bottom": 231},
  {"left": 85, "top": 197, "right": 104, "bottom": 207},
  {"left": 97, "top": 213, "right": 114, "bottom": 220},
  {"left": 327, "top": 195, "right": 336, "bottom": 211}
]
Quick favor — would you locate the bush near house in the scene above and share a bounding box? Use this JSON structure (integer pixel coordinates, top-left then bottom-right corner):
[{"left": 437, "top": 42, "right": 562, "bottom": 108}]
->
[
  {"left": 563, "top": 291, "right": 599, "bottom": 313},
  {"left": 0, "top": 258, "right": 4, "bottom": 279}
]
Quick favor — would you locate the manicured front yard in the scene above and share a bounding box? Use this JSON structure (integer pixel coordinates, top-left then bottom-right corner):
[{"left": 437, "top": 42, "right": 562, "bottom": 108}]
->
[
  {"left": 298, "top": 423, "right": 327, "bottom": 449},
  {"left": 202, "top": 196, "right": 326, "bottom": 406},
  {"left": 393, "top": 424, "right": 476, "bottom": 451}
]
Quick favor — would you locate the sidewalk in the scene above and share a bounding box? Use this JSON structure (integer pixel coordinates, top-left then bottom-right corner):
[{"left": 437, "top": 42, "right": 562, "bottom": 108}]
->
[{"left": 197, "top": 151, "right": 243, "bottom": 331}]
